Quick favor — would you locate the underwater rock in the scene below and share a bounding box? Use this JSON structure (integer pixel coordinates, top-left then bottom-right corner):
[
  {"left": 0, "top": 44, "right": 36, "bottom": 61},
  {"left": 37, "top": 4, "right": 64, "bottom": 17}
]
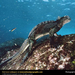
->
[
  {"left": 0, "top": 38, "right": 25, "bottom": 58},
  {"left": 0, "top": 34, "right": 75, "bottom": 70}
]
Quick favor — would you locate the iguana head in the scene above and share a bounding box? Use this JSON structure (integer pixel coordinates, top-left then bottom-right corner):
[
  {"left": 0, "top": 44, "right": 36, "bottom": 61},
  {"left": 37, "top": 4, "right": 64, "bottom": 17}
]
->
[
  {"left": 56, "top": 16, "right": 71, "bottom": 28},
  {"left": 57, "top": 16, "right": 71, "bottom": 25}
]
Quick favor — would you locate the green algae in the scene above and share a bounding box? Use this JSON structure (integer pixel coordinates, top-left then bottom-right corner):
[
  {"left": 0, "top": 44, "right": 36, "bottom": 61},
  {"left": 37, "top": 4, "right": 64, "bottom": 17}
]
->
[{"left": 72, "top": 60, "right": 75, "bottom": 64}]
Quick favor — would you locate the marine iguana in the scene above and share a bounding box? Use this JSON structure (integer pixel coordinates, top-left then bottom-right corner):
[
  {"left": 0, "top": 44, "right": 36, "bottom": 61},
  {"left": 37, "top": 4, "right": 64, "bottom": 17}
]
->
[{"left": 0, "top": 16, "right": 71, "bottom": 68}]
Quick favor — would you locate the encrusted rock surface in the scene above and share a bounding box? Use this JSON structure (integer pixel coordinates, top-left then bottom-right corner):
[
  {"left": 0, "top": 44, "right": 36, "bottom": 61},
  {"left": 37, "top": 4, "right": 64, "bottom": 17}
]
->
[{"left": 0, "top": 34, "right": 75, "bottom": 70}]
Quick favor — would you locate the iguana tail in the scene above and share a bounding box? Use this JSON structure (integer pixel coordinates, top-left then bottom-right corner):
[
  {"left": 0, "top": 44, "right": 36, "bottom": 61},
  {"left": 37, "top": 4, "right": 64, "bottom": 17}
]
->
[{"left": 0, "top": 38, "right": 29, "bottom": 68}]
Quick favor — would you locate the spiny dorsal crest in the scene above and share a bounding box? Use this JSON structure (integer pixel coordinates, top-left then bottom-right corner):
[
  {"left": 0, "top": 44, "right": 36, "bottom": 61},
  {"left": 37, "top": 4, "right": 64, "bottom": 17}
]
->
[{"left": 37, "top": 20, "right": 54, "bottom": 26}]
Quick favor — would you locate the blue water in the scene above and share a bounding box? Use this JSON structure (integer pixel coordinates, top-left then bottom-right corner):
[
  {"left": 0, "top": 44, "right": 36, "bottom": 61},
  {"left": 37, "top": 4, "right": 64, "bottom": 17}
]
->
[{"left": 0, "top": 0, "right": 75, "bottom": 43}]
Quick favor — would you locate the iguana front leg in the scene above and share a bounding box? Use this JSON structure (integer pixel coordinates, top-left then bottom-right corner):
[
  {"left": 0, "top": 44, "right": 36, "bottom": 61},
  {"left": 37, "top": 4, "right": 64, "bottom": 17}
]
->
[
  {"left": 49, "top": 28, "right": 55, "bottom": 48},
  {"left": 49, "top": 26, "right": 60, "bottom": 48}
]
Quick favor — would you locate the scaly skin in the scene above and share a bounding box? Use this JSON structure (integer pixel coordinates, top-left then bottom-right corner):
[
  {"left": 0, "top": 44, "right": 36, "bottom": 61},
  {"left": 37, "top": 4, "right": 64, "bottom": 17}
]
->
[{"left": 0, "top": 16, "right": 71, "bottom": 68}]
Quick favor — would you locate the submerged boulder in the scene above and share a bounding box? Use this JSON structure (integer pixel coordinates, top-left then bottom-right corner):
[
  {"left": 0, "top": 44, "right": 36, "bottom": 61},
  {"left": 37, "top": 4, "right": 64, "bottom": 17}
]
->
[
  {"left": 0, "top": 34, "right": 75, "bottom": 70},
  {"left": 0, "top": 38, "right": 25, "bottom": 58}
]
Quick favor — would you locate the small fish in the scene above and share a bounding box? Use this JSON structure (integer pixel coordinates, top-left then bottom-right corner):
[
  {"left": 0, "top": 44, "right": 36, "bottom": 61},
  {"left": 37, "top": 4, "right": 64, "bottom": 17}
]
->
[{"left": 9, "top": 28, "right": 16, "bottom": 32}]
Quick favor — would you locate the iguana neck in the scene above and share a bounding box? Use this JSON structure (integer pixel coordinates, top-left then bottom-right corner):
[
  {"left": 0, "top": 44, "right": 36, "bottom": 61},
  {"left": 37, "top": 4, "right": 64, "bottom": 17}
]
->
[{"left": 57, "top": 21, "right": 64, "bottom": 28}]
